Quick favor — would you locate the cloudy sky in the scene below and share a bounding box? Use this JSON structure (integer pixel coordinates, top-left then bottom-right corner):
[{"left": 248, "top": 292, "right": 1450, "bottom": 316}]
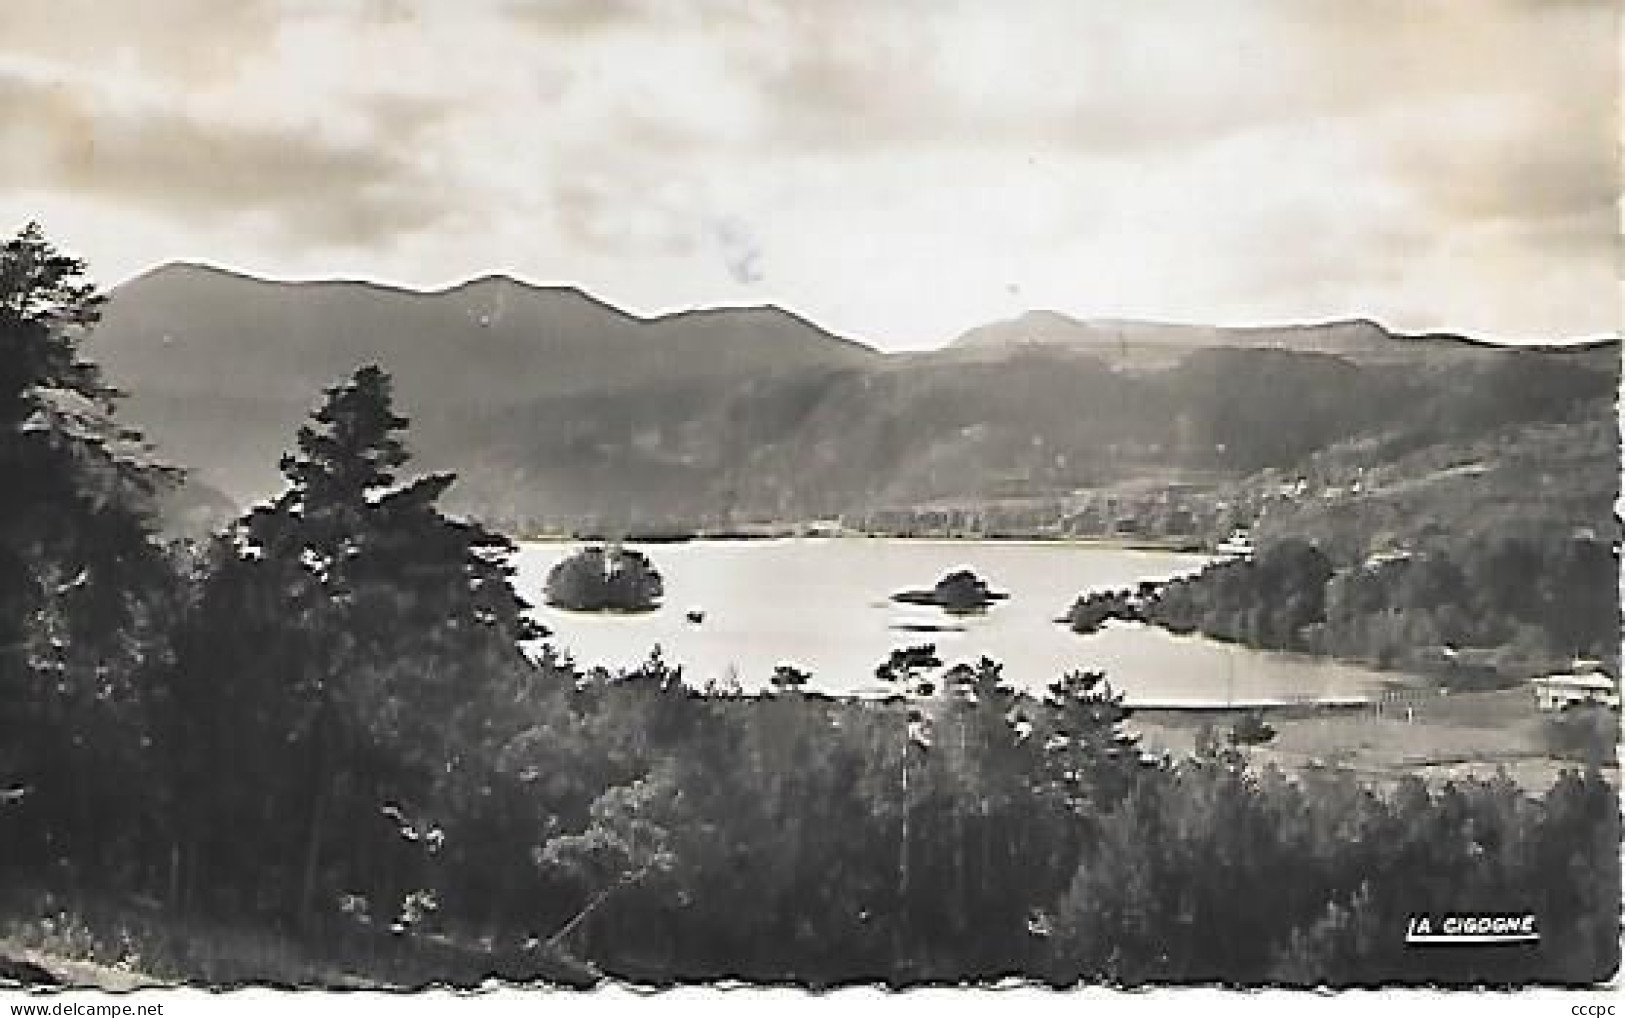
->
[{"left": 1, "top": 0, "right": 1617, "bottom": 349}]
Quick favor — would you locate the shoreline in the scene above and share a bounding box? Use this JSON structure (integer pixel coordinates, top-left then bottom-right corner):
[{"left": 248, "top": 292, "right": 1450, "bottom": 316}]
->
[
  {"left": 517, "top": 532, "right": 1212, "bottom": 554},
  {"left": 1130, "top": 686, "right": 1617, "bottom": 790}
]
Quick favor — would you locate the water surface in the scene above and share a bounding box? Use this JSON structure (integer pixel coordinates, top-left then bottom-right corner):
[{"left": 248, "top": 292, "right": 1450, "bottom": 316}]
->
[{"left": 514, "top": 538, "right": 1402, "bottom": 705}]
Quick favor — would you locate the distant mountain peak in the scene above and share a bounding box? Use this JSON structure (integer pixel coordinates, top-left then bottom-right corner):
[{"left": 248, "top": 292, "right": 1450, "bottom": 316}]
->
[
  {"left": 439, "top": 272, "right": 532, "bottom": 295},
  {"left": 938, "top": 311, "right": 1526, "bottom": 372},
  {"left": 955, "top": 311, "right": 1395, "bottom": 343},
  {"left": 117, "top": 260, "right": 241, "bottom": 290}
]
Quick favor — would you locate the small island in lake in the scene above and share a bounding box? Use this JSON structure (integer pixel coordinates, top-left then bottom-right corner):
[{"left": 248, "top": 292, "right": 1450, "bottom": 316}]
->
[
  {"left": 545, "top": 545, "right": 665, "bottom": 613},
  {"left": 891, "top": 568, "right": 1009, "bottom": 615}
]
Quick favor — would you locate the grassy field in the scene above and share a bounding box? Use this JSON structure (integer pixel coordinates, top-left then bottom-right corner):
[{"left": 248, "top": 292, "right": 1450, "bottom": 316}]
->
[{"left": 1133, "top": 687, "right": 1619, "bottom": 790}]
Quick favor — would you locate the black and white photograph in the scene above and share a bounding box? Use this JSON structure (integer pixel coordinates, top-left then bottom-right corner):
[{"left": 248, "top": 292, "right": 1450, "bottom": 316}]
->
[{"left": 0, "top": 0, "right": 1619, "bottom": 999}]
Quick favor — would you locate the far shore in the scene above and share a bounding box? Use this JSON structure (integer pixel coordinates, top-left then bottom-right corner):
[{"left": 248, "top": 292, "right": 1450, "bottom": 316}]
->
[{"left": 516, "top": 531, "right": 1211, "bottom": 554}]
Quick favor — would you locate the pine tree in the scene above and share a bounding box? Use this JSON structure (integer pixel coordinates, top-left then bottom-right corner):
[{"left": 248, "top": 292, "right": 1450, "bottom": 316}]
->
[
  {"left": 0, "top": 224, "right": 175, "bottom": 661},
  {"left": 1032, "top": 668, "right": 1142, "bottom": 815},
  {"left": 0, "top": 223, "right": 177, "bottom": 887},
  {"left": 165, "top": 365, "right": 541, "bottom": 930}
]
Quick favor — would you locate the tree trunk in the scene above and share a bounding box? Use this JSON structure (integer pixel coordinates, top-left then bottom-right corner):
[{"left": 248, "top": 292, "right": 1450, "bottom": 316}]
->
[
  {"left": 298, "top": 775, "right": 332, "bottom": 934},
  {"left": 894, "top": 743, "right": 910, "bottom": 979},
  {"left": 298, "top": 697, "right": 338, "bottom": 936},
  {"left": 167, "top": 837, "right": 182, "bottom": 913}
]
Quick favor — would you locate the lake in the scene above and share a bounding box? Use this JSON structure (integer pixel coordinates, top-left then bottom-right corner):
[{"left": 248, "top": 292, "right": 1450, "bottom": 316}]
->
[{"left": 513, "top": 538, "right": 1406, "bottom": 705}]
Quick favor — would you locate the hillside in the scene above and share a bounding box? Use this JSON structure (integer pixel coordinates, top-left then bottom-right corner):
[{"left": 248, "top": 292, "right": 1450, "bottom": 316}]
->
[
  {"left": 89, "top": 264, "right": 880, "bottom": 499},
  {"left": 951, "top": 311, "right": 1546, "bottom": 371},
  {"left": 86, "top": 265, "right": 1620, "bottom": 534}
]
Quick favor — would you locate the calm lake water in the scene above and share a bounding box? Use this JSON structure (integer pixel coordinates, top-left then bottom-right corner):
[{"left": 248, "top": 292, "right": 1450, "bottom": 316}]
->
[{"left": 513, "top": 538, "right": 1404, "bottom": 705}]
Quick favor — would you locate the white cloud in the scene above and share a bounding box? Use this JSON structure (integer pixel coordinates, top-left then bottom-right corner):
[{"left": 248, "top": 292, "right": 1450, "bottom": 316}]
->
[{"left": 0, "top": 0, "right": 1614, "bottom": 346}]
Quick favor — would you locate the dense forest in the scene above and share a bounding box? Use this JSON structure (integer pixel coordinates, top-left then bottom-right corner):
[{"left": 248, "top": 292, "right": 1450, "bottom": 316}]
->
[
  {"left": 1, "top": 225, "right": 1618, "bottom": 988},
  {"left": 1084, "top": 532, "right": 1619, "bottom": 687}
]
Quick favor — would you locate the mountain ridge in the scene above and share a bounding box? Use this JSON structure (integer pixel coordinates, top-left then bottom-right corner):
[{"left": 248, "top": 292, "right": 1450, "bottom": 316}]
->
[
  {"left": 90, "top": 262, "right": 882, "bottom": 498},
  {"left": 944, "top": 309, "right": 1615, "bottom": 366},
  {"left": 115, "top": 262, "right": 877, "bottom": 351},
  {"left": 87, "top": 262, "right": 1619, "bottom": 525},
  {"left": 120, "top": 261, "right": 1619, "bottom": 355}
]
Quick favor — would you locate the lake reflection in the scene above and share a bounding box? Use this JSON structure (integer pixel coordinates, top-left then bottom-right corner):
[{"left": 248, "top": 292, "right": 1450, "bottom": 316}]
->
[{"left": 513, "top": 538, "right": 1401, "bottom": 705}]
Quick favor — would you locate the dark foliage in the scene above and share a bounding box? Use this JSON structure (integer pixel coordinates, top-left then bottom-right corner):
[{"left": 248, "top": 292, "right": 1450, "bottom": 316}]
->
[
  {"left": 1066, "top": 588, "right": 1146, "bottom": 634},
  {"left": 1229, "top": 710, "right": 1277, "bottom": 747},
  {"left": 544, "top": 546, "right": 664, "bottom": 612},
  {"left": 1148, "top": 534, "right": 1619, "bottom": 682},
  {"left": 3, "top": 227, "right": 1618, "bottom": 988},
  {"left": 892, "top": 569, "right": 1005, "bottom": 614},
  {"left": 0, "top": 224, "right": 181, "bottom": 896}
]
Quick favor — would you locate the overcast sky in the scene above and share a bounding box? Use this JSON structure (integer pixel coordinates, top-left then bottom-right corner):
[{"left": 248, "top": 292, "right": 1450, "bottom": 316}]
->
[{"left": 1, "top": 0, "right": 1617, "bottom": 349}]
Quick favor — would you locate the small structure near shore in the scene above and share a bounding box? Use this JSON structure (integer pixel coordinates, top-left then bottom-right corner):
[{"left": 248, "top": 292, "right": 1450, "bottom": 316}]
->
[
  {"left": 1530, "top": 669, "right": 1620, "bottom": 712},
  {"left": 1214, "top": 527, "right": 1256, "bottom": 559}
]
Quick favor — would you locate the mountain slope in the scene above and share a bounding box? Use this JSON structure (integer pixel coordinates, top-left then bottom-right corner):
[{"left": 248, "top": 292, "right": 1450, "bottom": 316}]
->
[
  {"left": 950, "top": 311, "right": 1509, "bottom": 369},
  {"left": 89, "top": 264, "right": 879, "bottom": 497},
  {"left": 86, "top": 264, "right": 1619, "bottom": 534}
]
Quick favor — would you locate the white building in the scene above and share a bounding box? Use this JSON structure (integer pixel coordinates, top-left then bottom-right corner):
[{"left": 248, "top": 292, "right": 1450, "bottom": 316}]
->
[{"left": 1530, "top": 671, "right": 1620, "bottom": 712}]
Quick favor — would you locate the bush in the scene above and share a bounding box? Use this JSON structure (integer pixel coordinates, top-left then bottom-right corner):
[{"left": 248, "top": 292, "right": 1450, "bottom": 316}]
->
[
  {"left": 1229, "top": 710, "right": 1277, "bottom": 747},
  {"left": 1542, "top": 705, "right": 1619, "bottom": 765}
]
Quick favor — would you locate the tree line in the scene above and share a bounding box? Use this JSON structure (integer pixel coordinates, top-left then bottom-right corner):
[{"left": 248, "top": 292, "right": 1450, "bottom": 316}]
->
[
  {"left": 1136, "top": 537, "right": 1618, "bottom": 684},
  {"left": 1, "top": 225, "right": 1617, "bottom": 987}
]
